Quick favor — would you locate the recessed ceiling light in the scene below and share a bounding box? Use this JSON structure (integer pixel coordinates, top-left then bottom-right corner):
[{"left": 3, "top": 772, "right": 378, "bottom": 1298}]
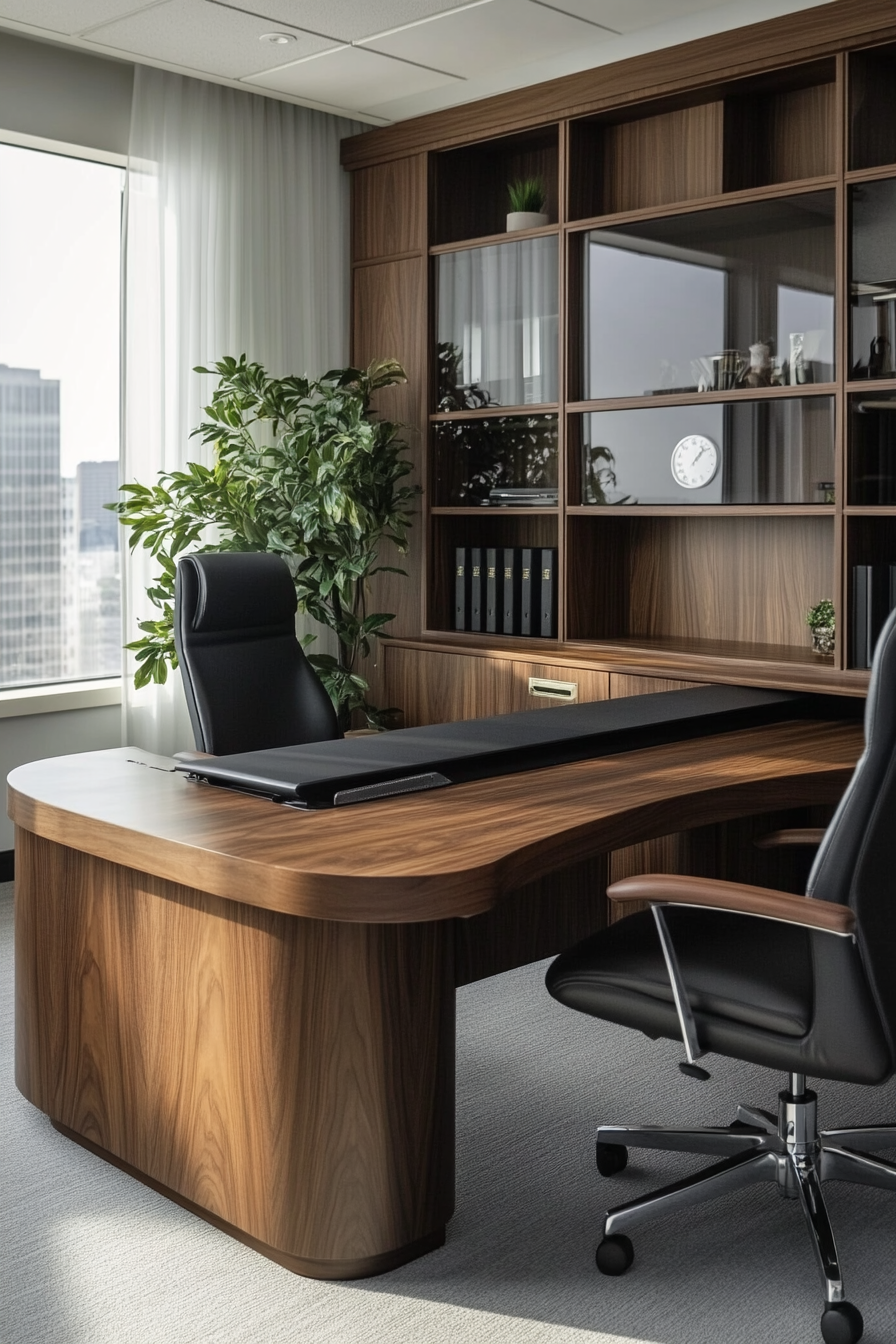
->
[{"left": 260, "top": 32, "right": 296, "bottom": 45}]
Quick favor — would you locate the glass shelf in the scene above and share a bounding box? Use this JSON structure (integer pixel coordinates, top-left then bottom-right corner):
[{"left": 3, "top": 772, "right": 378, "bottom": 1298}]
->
[
  {"left": 436, "top": 235, "right": 559, "bottom": 411},
  {"left": 576, "top": 397, "right": 834, "bottom": 506},
  {"left": 579, "top": 192, "right": 836, "bottom": 402}
]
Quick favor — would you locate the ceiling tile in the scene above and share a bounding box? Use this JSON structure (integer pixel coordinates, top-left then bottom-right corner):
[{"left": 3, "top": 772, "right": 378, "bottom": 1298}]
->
[
  {"left": 0, "top": 0, "right": 155, "bottom": 34},
  {"left": 535, "top": 0, "right": 728, "bottom": 35},
  {"left": 362, "top": 0, "right": 611, "bottom": 80},
  {"left": 81, "top": 0, "right": 339, "bottom": 75},
  {"left": 243, "top": 42, "right": 462, "bottom": 111},
  {"left": 209, "top": 0, "right": 486, "bottom": 44}
]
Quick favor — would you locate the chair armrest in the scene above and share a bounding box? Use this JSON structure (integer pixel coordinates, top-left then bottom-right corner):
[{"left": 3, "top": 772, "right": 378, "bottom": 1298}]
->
[
  {"left": 606, "top": 873, "right": 854, "bottom": 936},
  {"left": 173, "top": 750, "right": 216, "bottom": 763},
  {"left": 753, "top": 827, "right": 826, "bottom": 849}
]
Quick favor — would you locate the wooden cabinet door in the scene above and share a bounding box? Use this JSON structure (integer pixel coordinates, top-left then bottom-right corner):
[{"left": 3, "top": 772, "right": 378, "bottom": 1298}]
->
[
  {"left": 610, "top": 673, "right": 706, "bottom": 698},
  {"left": 385, "top": 647, "right": 498, "bottom": 727}
]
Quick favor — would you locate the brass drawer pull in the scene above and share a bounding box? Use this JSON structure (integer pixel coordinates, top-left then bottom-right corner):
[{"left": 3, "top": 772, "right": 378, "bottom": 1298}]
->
[{"left": 528, "top": 677, "right": 578, "bottom": 702}]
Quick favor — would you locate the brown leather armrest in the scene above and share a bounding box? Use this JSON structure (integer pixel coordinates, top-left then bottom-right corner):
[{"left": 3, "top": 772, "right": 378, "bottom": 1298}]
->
[
  {"left": 753, "top": 827, "right": 826, "bottom": 849},
  {"left": 606, "top": 873, "right": 854, "bottom": 936},
  {"left": 173, "top": 750, "right": 216, "bottom": 763}
]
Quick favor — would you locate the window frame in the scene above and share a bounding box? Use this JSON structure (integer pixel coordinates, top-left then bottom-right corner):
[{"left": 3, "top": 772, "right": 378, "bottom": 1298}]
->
[{"left": 0, "top": 126, "right": 126, "bottom": 702}]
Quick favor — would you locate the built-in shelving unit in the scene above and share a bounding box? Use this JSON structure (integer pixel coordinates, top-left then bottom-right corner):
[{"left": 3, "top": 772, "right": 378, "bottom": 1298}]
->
[{"left": 344, "top": 2, "right": 896, "bottom": 714}]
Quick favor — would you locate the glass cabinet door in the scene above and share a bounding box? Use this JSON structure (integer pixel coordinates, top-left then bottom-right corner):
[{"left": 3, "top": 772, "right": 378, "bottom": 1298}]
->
[
  {"left": 433, "top": 414, "right": 558, "bottom": 507},
  {"left": 849, "top": 392, "right": 896, "bottom": 503},
  {"left": 579, "top": 398, "right": 834, "bottom": 505},
  {"left": 851, "top": 179, "right": 896, "bottom": 380},
  {"left": 582, "top": 192, "right": 836, "bottom": 400},
  {"left": 436, "top": 236, "right": 559, "bottom": 410}
]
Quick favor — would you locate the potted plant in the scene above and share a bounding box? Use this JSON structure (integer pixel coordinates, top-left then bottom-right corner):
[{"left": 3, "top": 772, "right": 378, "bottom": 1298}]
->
[
  {"left": 110, "top": 356, "right": 419, "bottom": 729},
  {"left": 506, "top": 176, "right": 548, "bottom": 232},
  {"left": 806, "top": 599, "right": 835, "bottom": 655}
]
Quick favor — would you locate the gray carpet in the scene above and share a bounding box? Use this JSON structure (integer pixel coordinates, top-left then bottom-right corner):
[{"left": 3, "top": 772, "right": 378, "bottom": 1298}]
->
[{"left": 2, "top": 878, "right": 895, "bottom": 1343}]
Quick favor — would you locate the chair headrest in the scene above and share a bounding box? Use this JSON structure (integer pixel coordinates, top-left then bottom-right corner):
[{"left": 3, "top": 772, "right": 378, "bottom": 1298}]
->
[{"left": 180, "top": 552, "right": 297, "bottom": 634}]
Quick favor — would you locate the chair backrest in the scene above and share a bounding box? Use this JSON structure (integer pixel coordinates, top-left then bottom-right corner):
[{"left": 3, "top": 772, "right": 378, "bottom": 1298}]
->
[
  {"left": 174, "top": 551, "right": 341, "bottom": 755},
  {"left": 807, "top": 607, "right": 896, "bottom": 1052}
]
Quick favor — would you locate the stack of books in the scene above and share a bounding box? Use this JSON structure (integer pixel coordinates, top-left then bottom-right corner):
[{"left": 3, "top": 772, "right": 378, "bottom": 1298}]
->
[
  {"left": 852, "top": 563, "right": 896, "bottom": 668},
  {"left": 454, "top": 546, "right": 557, "bottom": 637},
  {"left": 486, "top": 487, "right": 559, "bottom": 507}
]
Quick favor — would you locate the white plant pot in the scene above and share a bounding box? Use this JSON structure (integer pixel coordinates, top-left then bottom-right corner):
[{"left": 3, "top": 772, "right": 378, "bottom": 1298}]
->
[{"left": 506, "top": 211, "right": 548, "bottom": 232}]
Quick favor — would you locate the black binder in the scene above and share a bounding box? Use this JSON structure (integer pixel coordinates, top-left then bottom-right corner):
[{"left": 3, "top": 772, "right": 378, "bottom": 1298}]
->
[
  {"left": 852, "top": 563, "right": 896, "bottom": 669},
  {"left": 469, "top": 547, "right": 484, "bottom": 632},
  {"left": 485, "top": 546, "right": 502, "bottom": 634},
  {"left": 539, "top": 547, "right": 557, "bottom": 637},
  {"left": 520, "top": 547, "right": 535, "bottom": 636},
  {"left": 502, "top": 547, "right": 521, "bottom": 635},
  {"left": 454, "top": 546, "right": 470, "bottom": 631}
]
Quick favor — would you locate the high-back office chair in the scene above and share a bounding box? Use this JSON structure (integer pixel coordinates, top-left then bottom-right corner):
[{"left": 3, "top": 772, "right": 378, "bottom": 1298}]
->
[
  {"left": 546, "top": 610, "right": 896, "bottom": 1344},
  {"left": 174, "top": 551, "right": 341, "bottom": 756}
]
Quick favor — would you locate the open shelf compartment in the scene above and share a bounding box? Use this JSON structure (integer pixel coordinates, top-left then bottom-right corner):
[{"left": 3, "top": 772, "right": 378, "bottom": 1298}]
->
[
  {"left": 850, "top": 43, "right": 896, "bottom": 172},
  {"left": 566, "top": 513, "right": 836, "bottom": 664},
  {"left": 429, "top": 513, "right": 559, "bottom": 637},
  {"left": 431, "top": 127, "right": 559, "bottom": 247},
  {"left": 568, "top": 60, "right": 836, "bottom": 221}
]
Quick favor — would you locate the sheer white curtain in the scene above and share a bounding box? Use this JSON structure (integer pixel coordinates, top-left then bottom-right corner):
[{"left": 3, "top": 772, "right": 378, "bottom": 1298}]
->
[{"left": 122, "top": 66, "right": 362, "bottom": 753}]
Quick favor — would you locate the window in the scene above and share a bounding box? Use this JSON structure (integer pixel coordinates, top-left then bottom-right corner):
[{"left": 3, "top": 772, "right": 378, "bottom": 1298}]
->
[{"left": 0, "top": 143, "right": 123, "bottom": 690}]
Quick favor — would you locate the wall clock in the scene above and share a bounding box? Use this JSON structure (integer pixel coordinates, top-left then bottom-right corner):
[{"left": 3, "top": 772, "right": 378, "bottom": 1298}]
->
[{"left": 671, "top": 434, "right": 719, "bottom": 489}]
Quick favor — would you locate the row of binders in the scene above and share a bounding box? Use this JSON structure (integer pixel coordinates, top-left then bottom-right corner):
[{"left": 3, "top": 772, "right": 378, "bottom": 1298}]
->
[
  {"left": 455, "top": 546, "right": 557, "bottom": 637},
  {"left": 853, "top": 563, "right": 896, "bottom": 669}
]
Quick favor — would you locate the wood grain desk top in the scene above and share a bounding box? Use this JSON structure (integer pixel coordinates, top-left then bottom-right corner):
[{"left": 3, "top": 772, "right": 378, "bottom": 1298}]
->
[{"left": 8, "top": 720, "right": 862, "bottom": 924}]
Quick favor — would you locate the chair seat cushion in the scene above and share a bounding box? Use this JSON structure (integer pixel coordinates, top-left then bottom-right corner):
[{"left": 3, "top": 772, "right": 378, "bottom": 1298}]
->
[{"left": 547, "top": 906, "right": 813, "bottom": 1038}]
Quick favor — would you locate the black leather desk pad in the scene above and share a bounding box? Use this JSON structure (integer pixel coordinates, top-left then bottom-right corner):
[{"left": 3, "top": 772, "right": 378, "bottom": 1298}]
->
[{"left": 177, "top": 684, "right": 831, "bottom": 809}]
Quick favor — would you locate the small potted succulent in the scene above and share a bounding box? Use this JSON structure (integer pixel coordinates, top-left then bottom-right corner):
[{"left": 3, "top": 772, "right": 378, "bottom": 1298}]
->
[
  {"left": 506, "top": 176, "right": 548, "bottom": 232},
  {"left": 806, "top": 599, "right": 835, "bottom": 656}
]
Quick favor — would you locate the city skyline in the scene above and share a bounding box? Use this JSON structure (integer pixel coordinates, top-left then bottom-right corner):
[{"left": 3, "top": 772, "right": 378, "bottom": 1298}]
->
[{"left": 0, "top": 362, "right": 120, "bottom": 689}]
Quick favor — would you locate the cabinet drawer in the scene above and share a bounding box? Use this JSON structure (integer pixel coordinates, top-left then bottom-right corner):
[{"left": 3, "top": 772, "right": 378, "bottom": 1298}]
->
[
  {"left": 497, "top": 660, "right": 609, "bottom": 714},
  {"left": 385, "top": 647, "right": 499, "bottom": 726},
  {"left": 384, "top": 646, "right": 613, "bottom": 726},
  {"left": 610, "top": 673, "right": 706, "bottom": 699}
]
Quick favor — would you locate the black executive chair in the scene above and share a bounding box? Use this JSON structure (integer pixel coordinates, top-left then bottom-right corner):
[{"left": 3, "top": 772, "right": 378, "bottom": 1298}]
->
[
  {"left": 547, "top": 609, "right": 896, "bottom": 1344},
  {"left": 174, "top": 551, "right": 341, "bottom": 756}
]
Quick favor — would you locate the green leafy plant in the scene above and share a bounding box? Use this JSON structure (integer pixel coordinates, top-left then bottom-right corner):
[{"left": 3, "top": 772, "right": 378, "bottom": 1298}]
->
[
  {"left": 806, "top": 599, "right": 835, "bottom": 631},
  {"left": 507, "top": 176, "right": 547, "bottom": 214},
  {"left": 109, "top": 356, "right": 418, "bottom": 729}
]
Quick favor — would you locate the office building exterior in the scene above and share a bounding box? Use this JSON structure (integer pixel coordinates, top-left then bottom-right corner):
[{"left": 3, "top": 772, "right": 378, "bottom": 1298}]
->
[
  {"left": 0, "top": 368, "right": 120, "bottom": 688},
  {"left": 0, "top": 364, "right": 62, "bottom": 687}
]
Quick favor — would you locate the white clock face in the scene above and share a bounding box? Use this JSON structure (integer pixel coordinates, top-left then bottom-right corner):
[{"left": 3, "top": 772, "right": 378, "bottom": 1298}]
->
[{"left": 671, "top": 434, "right": 719, "bottom": 489}]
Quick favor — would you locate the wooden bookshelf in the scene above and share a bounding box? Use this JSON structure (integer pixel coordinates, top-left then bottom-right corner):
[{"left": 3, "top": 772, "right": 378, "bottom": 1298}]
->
[{"left": 344, "top": 0, "right": 896, "bottom": 718}]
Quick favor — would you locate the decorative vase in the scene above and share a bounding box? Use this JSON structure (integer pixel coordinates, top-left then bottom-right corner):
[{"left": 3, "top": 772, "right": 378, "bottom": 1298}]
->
[
  {"left": 506, "top": 211, "right": 548, "bottom": 232},
  {"left": 741, "top": 341, "right": 773, "bottom": 388},
  {"left": 811, "top": 626, "right": 835, "bottom": 656}
]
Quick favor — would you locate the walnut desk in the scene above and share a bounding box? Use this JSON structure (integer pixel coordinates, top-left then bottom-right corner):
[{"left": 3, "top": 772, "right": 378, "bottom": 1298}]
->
[{"left": 8, "top": 721, "right": 861, "bottom": 1280}]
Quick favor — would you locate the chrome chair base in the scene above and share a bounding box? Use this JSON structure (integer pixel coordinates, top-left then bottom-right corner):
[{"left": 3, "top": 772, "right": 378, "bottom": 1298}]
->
[{"left": 597, "top": 1075, "right": 896, "bottom": 1317}]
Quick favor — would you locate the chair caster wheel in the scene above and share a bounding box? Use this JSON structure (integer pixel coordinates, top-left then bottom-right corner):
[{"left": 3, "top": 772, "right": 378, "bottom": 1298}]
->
[
  {"left": 595, "top": 1234, "right": 634, "bottom": 1276},
  {"left": 820, "top": 1302, "right": 863, "bottom": 1344},
  {"left": 596, "top": 1142, "right": 628, "bottom": 1176}
]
